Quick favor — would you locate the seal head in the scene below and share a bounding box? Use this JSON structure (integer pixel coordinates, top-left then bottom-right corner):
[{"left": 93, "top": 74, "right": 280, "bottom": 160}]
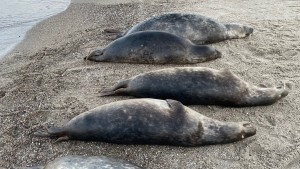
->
[{"left": 224, "top": 24, "right": 254, "bottom": 39}]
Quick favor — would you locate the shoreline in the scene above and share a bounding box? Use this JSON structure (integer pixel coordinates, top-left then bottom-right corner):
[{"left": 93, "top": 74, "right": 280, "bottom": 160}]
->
[
  {"left": 0, "top": 0, "right": 70, "bottom": 61},
  {"left": 1, "top": 0, "right": 300, "bottom": 168},
  {"left": 2, "top": 0, "right": 136, "bottom": 60}
]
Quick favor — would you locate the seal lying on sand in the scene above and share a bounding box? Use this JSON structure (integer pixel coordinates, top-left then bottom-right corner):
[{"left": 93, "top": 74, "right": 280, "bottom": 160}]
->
[
  {"left": 34, "top": 99, "right": 256, "bottom": 146},
  {"left": 85, "top": 31, "right": 221, "bottom": 64},
  {"left": 107, "top": 13, "right": 253, "bottom": 44},
  {"left": 100, "top": 67, "right": 289, "bottom": 107},
  {"left": 25, "top": 155, "right": 142, "bottom": 169}
]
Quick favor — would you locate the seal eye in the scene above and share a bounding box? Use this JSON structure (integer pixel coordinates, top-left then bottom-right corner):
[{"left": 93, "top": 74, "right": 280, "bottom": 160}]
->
[{"left": 245, "top": 33, "right": 250, "bottom": 36}]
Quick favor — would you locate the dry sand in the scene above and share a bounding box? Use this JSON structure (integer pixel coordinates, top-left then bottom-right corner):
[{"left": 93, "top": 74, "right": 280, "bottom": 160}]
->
[{"left": 0, "top": 0, "right": 300, "bottom": 168}]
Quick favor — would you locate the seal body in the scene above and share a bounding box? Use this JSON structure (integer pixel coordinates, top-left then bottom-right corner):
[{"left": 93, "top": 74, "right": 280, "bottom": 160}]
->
[
  {"left": 35, "top": 99, "right": 256, "bottom": 146},
  {"left": 25, "top": 155, "right": 142, "bottom": 169},
  {"left": 100, "top": 67, "right": 289, "bottom": 107},
  {"left": 85, "top": 31, "right": 221, "bottom": 64},
  {"left": 45, "top": 156, "right": 141, "bottom": 169},
  {"left": 121, "top": 13, "right": 253, "bottom": 44}
]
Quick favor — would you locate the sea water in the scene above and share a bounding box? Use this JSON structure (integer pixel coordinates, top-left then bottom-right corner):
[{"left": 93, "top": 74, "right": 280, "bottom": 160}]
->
[{"left": 0, "top": 0, "right": 70, "bottom": 59}]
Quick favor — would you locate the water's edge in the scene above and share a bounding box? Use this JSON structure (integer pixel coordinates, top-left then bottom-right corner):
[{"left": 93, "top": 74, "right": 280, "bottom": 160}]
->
[{"left": 0, "top": 0, "right": 71, "bottom": 60}]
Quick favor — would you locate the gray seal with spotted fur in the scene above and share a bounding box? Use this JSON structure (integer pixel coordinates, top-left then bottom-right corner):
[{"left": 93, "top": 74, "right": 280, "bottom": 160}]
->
[
  {"left": 34, "top": 98, "right": 256, "bottom": 146},
  {"left": 100, "top": 67, "right": 289, "bottom": 107},
  {"left": 24, "top": 155, "right": 142, "bottom": 169},
  {"left": 85, "top": 31, "right": 221, "bottom": 64},
  {"left": 117, "top": 13, "right": 253, "bottom": 44}
]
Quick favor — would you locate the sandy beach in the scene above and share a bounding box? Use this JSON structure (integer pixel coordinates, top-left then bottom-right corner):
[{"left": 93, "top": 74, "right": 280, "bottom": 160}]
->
[{"left": 0, "top": 0, "right": 300, "bottom": 168}]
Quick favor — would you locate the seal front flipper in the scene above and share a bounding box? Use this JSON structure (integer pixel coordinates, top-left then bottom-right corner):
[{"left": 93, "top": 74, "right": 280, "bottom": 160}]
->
[
  {"left": 166, "top": 99, "right": 185, "bottom": 113},
  {"left": 99, "top": 79, "right": 130, "bottom": 96},
  {"left": 166, "top": 99, "right": 187, "bottom": 122}
]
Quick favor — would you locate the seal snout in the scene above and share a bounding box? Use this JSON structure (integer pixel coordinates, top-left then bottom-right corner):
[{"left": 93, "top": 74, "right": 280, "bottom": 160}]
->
[
  {"left": 242, "top": 122, "right": 256, "bottom": 138},
  {"left": 245, "top": 27, "right": 254, "bottom": 36}
]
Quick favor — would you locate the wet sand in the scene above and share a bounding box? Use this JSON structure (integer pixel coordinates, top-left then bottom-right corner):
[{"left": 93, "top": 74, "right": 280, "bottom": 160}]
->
[{"left": 0, "top": 0, "right": 300, "bottom": 168}]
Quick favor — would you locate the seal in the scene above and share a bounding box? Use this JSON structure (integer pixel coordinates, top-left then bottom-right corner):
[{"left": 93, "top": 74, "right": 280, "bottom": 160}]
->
[
  {"left": 34, "top": 99, "right": 256, "bottom": 146},
  {"left": 114, "top": 13, "right": 253, "bottom": 44},
  {"left": 25, "top": 155, "right": 142, "bottom": 169},
  {"left": 85, "top": 31, "right": 221, "bottom": 64},
  {"left": 100, "top": 67, "right": 289, "bottom": 107}
]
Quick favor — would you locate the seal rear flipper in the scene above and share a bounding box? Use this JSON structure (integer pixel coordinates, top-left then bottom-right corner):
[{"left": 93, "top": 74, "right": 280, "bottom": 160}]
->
[
  {"left": 99, "top": 79, "right": 130, "bottom": 96},
  {"left": 103, "top": 29, "right": 124, "bottom": 40},
  {"left": 103, "top": 28, "right": 121, "bottom": 33},
  {"left": 85, "top": 49, "right": 105, "bottom": 61},
  {"left": 33, "top": 126, "right": 66, "bottom": 138}
]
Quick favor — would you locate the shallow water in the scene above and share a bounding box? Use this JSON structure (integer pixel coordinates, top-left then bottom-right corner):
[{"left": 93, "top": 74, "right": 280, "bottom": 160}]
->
[{"left": 0, "top": 0, "right": 70, "bottom": 59}]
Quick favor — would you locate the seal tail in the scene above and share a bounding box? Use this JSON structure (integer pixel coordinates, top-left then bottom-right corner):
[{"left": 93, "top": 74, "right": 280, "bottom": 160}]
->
[{"left": 99, "top": 79, "right": 130, "bottom": 96}]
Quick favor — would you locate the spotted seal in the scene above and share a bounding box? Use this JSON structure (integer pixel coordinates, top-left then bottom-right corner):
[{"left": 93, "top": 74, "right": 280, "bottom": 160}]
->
[
  {"left": 100, "top": 67, "right": 289, "bottom": 107},
  {"left": 85, "top": 31, "right": 221, "bottom": 64},
  {"left": 110, "top": 13, "right": 253, "bottom": 44},
  {"left": 34, "top": 99, "right": 256, "bottom": 146},
  {"left": 24, "top": 155, "right": 142, "bottom": 169}
]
